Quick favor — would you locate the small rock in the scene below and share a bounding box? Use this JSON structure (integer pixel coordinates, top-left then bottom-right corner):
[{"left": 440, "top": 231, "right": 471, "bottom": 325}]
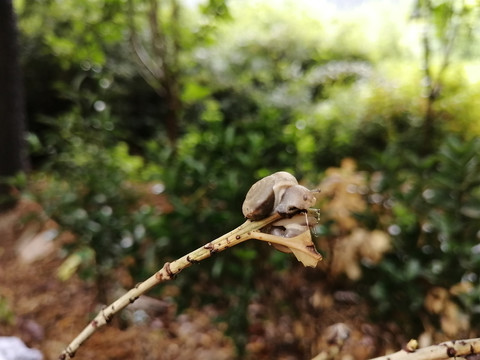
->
[
  {"left": 16, "top": 227, "right": 58, "bottom": 264},
  {"left": 18, "top": 318, "right": 45, "bottom": 342},
  {"left": 0, "top": 337, "right": 43, "bottom": 360}
]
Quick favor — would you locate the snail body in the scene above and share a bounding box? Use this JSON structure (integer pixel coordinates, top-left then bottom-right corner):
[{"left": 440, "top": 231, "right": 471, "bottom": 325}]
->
[{"left": 242, "top": 171, "right": 317, "bottom": 221}]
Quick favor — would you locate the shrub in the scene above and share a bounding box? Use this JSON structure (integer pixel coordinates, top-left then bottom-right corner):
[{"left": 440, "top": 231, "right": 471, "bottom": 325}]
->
[{"left": 360, "top": 135, "right": 480, "bottom": 336}]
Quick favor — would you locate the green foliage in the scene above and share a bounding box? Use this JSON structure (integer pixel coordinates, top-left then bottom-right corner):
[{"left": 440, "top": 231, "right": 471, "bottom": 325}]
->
[
  {"left": 133, "top": 4, "right": 409, "bottom": 345},
  {"left": 28, "top": 103, "right": 162, "bottom": 300},
  {"left": 32, "top": 142, "right": 143, "bottom": 279},
  {"left": 361, "top": 135, "right": 480, "bottom": 333},
  {"left": 0, "top": 296, "right": 15, "bottom": 326},
  {"left": 411, "top": 0, "right": 480, "bottom": 59},
  {"left": 143, "top": 105, "right": 298, "bottom": 349},
  {"left": 0, "top": 172, "right": 27, "bottom": 211},
  {"left": 16, "top": 0, "right": 125, "bottom": 68},
  {"left": 137, "top": 0, "right": 405, "bottom": 275}
]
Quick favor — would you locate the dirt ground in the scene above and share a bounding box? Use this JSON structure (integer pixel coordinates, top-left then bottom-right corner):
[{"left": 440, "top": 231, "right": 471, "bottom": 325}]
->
[{"left": 0, "top": 200, "right": 400, "bottom": 360}]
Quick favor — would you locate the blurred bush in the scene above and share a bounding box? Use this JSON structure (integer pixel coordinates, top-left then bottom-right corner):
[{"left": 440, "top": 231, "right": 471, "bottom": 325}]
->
[
  {"left": 295, "top": 138, "right": 480, "bottom": 349},
  {"left": 28, "top": 107, "right": 160, "bottom": 302},
  {"left": 359, "top": 135, "right": 480, "bottom": 338}
]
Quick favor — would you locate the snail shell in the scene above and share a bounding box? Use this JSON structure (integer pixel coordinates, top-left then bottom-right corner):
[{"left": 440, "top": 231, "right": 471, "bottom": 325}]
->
[{"left": 242, "top": 171, "right": 317, "bottom": 220}]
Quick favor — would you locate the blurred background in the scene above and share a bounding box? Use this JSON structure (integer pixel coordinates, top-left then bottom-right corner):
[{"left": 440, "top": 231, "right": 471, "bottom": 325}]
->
[{"left": 1, "top": 0, "right": 480, "bottom": 359}]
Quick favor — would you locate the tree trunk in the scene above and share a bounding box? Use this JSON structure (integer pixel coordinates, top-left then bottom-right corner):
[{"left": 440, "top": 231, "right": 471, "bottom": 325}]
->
[{"left": 0, "top": 0, "right": 27, "bottom": 211}]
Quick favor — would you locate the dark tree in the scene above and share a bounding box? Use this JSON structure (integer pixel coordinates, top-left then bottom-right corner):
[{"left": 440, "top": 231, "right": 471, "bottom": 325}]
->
[{"left": 0, "top": 0, "right": 27, "bottom": 211}]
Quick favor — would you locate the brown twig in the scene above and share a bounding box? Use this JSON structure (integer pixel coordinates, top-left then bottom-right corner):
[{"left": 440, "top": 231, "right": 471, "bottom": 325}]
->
[
  {"left": 126, "top": 0, "right": 163, "bottom": 93},
  {"left": 59, "top": 212, "right": 322, "bottom": 359},
  {"left": 369, "top": 338, "right": 480, "bottom": 360}
]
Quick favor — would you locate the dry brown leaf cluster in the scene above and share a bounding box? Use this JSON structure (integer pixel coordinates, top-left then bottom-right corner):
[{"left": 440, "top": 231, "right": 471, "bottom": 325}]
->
[
  {"left": 329, "top": 228, "right": 390, "bottom": 280},
  {"left": 316, "top": 158, "right": 391, "bottom": 280},
  {"left": 421, "top": 285, "right": 471, "bottom": 343},
  {"left": 319, "top": 158, "right": 368, "bottom": 232}
]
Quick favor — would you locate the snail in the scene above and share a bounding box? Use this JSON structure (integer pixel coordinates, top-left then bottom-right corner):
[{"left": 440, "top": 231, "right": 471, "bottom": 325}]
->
[
  {"left": 242, "top": 171, "right": 321, "bottom": 258},
  {"left": 242, "top": 171, "right": 317, "bottom": 221}
]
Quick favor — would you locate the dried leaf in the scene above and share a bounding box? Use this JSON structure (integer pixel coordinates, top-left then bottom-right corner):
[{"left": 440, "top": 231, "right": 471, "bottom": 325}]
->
[
  {"left": 288, "top": 231, "right": 322, "bottom": 267},
  {"left": 253, "top": 230, "right": 322, "bottom": 268}
]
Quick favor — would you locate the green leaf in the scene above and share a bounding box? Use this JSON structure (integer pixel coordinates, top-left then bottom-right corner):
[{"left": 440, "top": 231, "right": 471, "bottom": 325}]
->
[{"left": 182, "top": 82, "right": 212, "bottom": 103}]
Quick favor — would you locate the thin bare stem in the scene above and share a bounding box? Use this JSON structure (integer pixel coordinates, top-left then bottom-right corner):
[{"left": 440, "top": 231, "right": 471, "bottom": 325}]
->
[
  {"left": 148, "top": 0, "right": 164, "bottom": 71},
  {"left": 59, "top": 213, "right": 283, "bottom": 359},
  {"left": 368, "top": 337, "right": 480, "bottom": 360},
  {"left": 126, "top": 0, "right": 163, "bottom": 93}
]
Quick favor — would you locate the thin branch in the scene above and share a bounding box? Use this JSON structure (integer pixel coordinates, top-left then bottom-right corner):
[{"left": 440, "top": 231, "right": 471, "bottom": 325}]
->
[
  {"left": 148, "top": 0, "right": 178, "bottom": 94},
  {"left": 60, "top": 213, "right": 308, "bottom": 359},
  {"left": 129, "top": 37, "right": 164, "bottom": 94},
  {"left": 59, "top": 210, "right": 323, "bottom": 359},
  {"left": 58, "top": 170, "right": 324, "bottom": 358},
  {"left": 126, "top": 0, "right": 163, "bottom": 93},
  {"left": 432, "top": 0, "right": 463, "bottom": 93},
  {"left": 148, "top": 0, "right": 164, "bottom": 68},
  {"left": 369, "top": 338, "right": 480, "bottom": 360},
  {"left": 168, "top": 0, "right": 180, "bottom": 74}
]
